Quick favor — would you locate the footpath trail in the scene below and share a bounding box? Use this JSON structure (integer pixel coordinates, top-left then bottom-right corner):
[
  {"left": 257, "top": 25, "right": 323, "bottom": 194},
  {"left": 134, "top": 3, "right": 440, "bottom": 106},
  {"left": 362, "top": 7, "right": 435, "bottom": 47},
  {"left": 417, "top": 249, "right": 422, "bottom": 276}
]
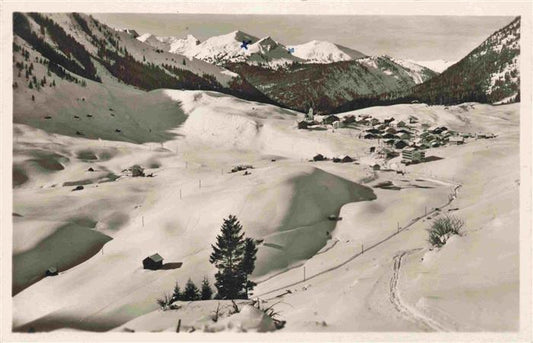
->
[{"left": 389, "top": 250, "right": 451, "bottom": 332}]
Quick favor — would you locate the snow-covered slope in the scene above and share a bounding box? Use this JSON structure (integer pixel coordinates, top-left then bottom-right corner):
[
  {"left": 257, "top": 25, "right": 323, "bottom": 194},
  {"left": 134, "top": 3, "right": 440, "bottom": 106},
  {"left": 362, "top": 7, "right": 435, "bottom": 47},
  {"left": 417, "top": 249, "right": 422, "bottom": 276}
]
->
[
  {"left": 166, "top": 34, "right": 201, "bottom": 54},
  {"left": 288, "top": 40, "right": 366, "bottom": 63},
  {"left": 409, "top": 59, "right": 456, "bottom": 73},
  {"left": 360, "top": 56, "right": 436, "bottom": 85},
  {"left": 137, "top": 33, "right": 200, "bottom": 55},
  {"left": 11, "top": 60, "right": 520, "bottom": 332}
]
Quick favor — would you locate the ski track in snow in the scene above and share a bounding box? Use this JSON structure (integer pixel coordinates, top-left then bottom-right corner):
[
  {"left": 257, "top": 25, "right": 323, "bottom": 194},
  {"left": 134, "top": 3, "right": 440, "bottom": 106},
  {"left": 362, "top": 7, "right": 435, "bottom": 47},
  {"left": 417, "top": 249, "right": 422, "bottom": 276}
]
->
[{"left": 389, "top": 250, "right": 450, "bottom": 332}]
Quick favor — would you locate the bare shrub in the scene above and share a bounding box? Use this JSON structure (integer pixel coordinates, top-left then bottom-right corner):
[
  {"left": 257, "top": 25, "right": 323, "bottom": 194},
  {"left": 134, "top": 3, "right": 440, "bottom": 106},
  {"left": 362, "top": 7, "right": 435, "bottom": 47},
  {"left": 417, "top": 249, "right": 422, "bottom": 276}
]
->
[
  {"left": 427, "top": 215, "right": 464, "bottom": 247},
  {"left": 156, "top": 293, "right": 173, "bottom": 310},
  {"left": 252, "top": 298, "right": 286, "bottom": 330}
]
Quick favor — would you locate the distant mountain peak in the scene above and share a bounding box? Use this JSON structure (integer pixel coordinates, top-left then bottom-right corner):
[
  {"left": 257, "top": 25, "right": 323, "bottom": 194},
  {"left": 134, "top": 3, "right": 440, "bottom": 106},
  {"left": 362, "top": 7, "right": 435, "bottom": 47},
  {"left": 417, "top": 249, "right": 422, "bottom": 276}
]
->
[{"left": 288, "top": 40, "right": 366, "bottom": 63}]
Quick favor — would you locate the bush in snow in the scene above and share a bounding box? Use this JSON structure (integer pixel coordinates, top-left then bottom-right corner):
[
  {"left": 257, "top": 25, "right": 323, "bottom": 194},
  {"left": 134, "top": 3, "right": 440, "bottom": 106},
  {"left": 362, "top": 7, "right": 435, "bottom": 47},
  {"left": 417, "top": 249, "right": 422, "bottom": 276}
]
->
[
  {"left": 156, "top": 293, "right": 173, "bottom": 310},
  {"left": 427, "top": 215, "right": 464, "bottom": 247},
  {"left": 251, "top": 298, "right": 286, "bottom": 330},
  {"left": 129, "top": 164, "right": 145, "bottom": 177}
]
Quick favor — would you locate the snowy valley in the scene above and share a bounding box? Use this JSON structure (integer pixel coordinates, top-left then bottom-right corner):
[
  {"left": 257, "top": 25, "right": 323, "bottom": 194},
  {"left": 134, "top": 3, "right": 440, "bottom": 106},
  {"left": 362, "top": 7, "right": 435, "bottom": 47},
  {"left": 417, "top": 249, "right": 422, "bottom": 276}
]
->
[{"left": 9, "top": 12, "right": 523, "bottom": 336}]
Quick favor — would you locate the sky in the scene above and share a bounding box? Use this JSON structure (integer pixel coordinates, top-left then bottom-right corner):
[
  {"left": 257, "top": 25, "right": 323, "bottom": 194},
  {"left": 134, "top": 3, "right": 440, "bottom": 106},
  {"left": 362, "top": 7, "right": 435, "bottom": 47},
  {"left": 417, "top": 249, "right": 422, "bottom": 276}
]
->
[{"left": 92, "top": 14, "right": 514, "bottom": 61}]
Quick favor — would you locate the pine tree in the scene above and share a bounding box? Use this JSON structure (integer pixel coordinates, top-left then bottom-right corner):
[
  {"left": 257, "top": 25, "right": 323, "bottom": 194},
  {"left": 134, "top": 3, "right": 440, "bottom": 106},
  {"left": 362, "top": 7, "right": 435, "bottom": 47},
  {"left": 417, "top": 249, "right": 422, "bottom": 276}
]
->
[
  {"left": 28, "top": 81, "right": 33, "bottom": 89},
  {"left": 182, "top": 59, "right": 186, "bottom": 66},
  {"left": 200, "top": 277, "right": 213, "bottom": 300},
  {"left": 171, "top": 282, "right": 181, "bottom": 302},
  {"left": 240, "top": 238, "right": 258, "bottom": 297},
  {"left": 182, "top": 279, "right": 200, "bottom": 301},
  {"left": 209, "top": 215, "right": 248, "bottom": 299}
]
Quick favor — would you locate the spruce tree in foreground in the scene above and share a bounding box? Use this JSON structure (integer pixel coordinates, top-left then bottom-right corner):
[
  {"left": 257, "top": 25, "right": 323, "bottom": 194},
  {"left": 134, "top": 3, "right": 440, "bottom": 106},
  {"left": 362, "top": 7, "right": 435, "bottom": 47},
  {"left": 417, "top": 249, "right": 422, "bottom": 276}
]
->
[
  {"left": 171, "top": 282, "right": 181, "bottom": 302},
  {"left": 241, "top": 237, "right": 258, "bottom": 297},
  {"left": 182, "top": 278, "right": 200, "bottom": 301},
  {"left": 200, "top": 276, "right": 213, "bottom": 300},
  {"left": 209, "top": 215, "right": 257, "bottom": 299}
]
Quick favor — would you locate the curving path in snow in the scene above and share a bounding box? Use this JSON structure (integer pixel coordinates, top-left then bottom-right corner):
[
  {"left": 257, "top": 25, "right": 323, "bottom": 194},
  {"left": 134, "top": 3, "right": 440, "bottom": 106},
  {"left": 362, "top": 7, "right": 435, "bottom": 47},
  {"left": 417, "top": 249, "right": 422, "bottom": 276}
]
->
[{"left": 389, "top": 250, "right": 450, "bottom": 332}]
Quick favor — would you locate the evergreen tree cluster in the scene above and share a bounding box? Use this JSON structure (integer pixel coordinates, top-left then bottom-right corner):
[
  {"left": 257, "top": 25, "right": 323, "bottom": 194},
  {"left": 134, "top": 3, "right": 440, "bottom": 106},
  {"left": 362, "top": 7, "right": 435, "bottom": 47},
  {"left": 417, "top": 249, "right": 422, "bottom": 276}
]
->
[
  {"left": 169, "top": 277, "right": 214, "bottom": 303},
  {"left": 224, "top": 57, "right": 432, "bottom": 114},
  {"left": 13, "top": 12, "right": 100, "bottom": 82},
  {"left": 209, "top": 215, "right": 258, "bottom": 300}
]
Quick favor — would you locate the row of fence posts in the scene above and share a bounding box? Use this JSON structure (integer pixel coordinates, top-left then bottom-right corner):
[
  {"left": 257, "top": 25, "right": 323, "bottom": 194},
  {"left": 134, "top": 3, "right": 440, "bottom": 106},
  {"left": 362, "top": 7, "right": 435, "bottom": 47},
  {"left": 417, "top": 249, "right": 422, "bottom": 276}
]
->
[{"left": 298, "top": 201, "right": 443, "bottom": 283}]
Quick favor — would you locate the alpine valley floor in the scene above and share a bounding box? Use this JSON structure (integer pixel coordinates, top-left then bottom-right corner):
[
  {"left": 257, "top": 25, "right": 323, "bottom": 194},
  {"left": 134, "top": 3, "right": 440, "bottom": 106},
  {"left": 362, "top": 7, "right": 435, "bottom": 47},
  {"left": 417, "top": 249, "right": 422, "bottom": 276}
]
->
[{"left": 12, "top": 86, "right": 519, "bottom": 332}]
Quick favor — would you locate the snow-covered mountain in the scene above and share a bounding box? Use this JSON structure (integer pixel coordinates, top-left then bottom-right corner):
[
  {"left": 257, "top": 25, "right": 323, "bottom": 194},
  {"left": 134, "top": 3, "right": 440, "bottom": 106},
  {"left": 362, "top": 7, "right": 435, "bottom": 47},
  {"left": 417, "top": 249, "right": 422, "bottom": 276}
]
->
[
  {"left": 180, "top": 30, "right": 303, "bottom": 67},
  {"left": 408, "top": 16, "right": 520, "bottom": 105},
  {"left": 409, "top": 59, "right": 456, "bottom": 73},
  {"left": 114, "top": 28, "right": 139, "bottom": 38},
  {"left": 287, "top": 40, "right": 366, "bottom": 63},
  {"left": 136, "top": 33, "right": 200, "bottom": 55}
]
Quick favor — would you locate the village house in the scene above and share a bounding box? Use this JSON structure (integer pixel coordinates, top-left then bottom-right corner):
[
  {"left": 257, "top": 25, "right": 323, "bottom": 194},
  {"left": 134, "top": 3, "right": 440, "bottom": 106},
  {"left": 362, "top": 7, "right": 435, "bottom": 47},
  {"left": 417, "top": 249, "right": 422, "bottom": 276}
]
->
[
  {"left": 45, "top": 266, "right": 58, "bottom": 276},
  {"left": 384, "top": 139, "right": 396, "bottom": 146},
  {"left": 383, "top": 133, "right": 399, "bottom": 140},
  {"left": 394, "top": 140, "right": 409, "bottom": 149},
  {"left": 313, "top": 154, "right": 326, "bottom": 161},
  {"left": 399, "top": 132, "right": 412, "bottom": 140},
  {"left": 297, "top": 121, "right": 308, "bottom": 129},
  {"left": 323, "top": 115, "right": 340, "bottom": 125},
  {"left": 343, "top": 115, "right": 356, "bottom": 125},
  {"left": 449, "top": 136, "right": 465, "bottom": 145},
  {"left": 402, "top": 149, "right": 426, "bottom": 164},
  {"left": 364, "top": 133, "right": 378, "bottom": 139},
  {"left": 366, "top": 128, "right": 381, "bottom": 135}
]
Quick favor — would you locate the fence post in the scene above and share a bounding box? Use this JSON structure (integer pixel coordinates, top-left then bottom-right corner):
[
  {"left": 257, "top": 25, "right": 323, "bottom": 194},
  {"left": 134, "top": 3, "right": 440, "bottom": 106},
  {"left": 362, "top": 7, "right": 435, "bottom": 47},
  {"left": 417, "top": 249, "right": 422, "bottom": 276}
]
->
[
  {"left": 303, "top": 266, "right": 306, "bottom": 282},
  {"left": 397, "top": 222, "right": 399, "bottom": 233},
  {"left": 361, "top": 244, "right": 364, "bottom": 254},
  {"left": 176, "top": 319, "right": 181, "bottom": 333}
]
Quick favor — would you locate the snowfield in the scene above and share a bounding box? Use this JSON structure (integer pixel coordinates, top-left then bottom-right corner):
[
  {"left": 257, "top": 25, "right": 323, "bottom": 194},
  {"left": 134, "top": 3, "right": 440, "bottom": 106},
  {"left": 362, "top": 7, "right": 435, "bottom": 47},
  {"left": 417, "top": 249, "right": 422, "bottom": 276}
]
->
[{"left": 11, "top": 80, "right": 520, "bottom": 333}]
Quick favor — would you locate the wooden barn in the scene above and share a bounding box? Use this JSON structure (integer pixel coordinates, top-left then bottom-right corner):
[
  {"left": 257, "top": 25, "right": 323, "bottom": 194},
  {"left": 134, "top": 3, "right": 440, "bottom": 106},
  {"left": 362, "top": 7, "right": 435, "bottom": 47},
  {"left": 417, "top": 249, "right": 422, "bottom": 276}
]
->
[{"left": 143, "top": 253, "right": 164, "bottom": 270}]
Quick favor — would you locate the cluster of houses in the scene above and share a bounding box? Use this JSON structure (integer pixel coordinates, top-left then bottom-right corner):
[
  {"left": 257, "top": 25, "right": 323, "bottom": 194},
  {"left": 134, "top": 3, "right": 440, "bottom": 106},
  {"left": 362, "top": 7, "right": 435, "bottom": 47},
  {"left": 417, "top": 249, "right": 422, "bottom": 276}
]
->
[{"left": 300, "top": 108, "right": 496, "bottom": 167}]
